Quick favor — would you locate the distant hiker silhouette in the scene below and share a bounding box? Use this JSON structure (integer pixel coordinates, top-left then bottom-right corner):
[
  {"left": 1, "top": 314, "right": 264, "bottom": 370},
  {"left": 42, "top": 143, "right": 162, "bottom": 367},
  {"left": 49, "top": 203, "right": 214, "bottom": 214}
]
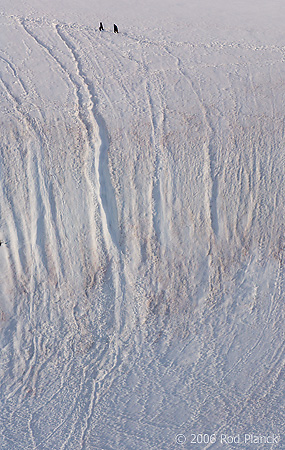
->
[
  {"left": 114, "top": 24, "right": 119, "bottom": 33},
  {"left": 99, "top": 22, "right": 104, "bottom": 31}
]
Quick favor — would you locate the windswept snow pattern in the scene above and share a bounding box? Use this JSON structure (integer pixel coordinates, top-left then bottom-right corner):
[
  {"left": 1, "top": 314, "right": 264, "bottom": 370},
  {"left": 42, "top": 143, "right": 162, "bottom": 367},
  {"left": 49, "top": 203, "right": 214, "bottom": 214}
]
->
[{"left": 0, "top": 6, "right": 284, "bottom": 450}]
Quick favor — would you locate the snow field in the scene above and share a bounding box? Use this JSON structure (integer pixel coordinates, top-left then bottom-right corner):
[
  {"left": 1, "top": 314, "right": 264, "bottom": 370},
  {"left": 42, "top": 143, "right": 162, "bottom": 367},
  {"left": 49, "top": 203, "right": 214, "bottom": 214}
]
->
[{"left": 0, "top": 4, "right": 284, "bottom": 449}]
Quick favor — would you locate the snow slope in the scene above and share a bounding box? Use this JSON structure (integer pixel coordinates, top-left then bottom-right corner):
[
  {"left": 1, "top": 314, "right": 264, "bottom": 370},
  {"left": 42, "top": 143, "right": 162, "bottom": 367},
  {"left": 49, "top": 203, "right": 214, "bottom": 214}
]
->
[{"left": 0, "top": 1, "right": 284, "bottom": 449}]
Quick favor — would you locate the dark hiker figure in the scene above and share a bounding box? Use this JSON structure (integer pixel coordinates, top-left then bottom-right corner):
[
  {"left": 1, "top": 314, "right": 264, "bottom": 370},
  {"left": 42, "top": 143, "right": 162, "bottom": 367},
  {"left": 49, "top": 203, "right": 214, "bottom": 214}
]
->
[
  {"left": 99, "top": 22, "right": 104, "bottom": 31},
  {"left": 114, "top": 24, "right": 119, "bottom": 33}
]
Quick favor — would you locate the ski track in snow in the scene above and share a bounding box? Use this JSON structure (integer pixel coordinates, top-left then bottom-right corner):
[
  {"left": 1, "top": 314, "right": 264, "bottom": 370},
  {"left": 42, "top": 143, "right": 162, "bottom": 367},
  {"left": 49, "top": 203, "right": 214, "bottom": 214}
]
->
[{"left": 0, "top": 9, "right": 284, "bottom": 450}]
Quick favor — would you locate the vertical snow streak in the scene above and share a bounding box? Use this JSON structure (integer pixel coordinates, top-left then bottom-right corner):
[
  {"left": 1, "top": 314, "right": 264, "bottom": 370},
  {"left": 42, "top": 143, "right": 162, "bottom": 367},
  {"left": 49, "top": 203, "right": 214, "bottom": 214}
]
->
[
  {"left": 16, "top": 17, "right": 123, "bottom": 333},
  {"left": 144, "top": 78, "right": 165, "bottom": 248},
  {"left": 18, "top": 18, "right": 100, "bottom": 260},
  {"left": 53, "top": 25, "right": 125, "bottom": 353},
  {"left": 54, "top": 25, "right": 119, "bottom": 252}
]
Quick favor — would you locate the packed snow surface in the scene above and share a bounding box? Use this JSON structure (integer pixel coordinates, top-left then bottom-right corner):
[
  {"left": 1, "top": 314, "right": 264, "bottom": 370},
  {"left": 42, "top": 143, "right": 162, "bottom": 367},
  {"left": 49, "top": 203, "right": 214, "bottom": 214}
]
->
[{"left": 0, "top": 1, "right": 284, "bottom": 449}]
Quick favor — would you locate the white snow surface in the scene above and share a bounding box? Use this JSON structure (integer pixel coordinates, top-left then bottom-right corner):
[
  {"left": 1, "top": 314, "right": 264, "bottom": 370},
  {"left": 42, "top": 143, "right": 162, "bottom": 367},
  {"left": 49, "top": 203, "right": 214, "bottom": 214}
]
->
[{"left": 0, "top": 1, "right": 284, "bottom": 449}]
